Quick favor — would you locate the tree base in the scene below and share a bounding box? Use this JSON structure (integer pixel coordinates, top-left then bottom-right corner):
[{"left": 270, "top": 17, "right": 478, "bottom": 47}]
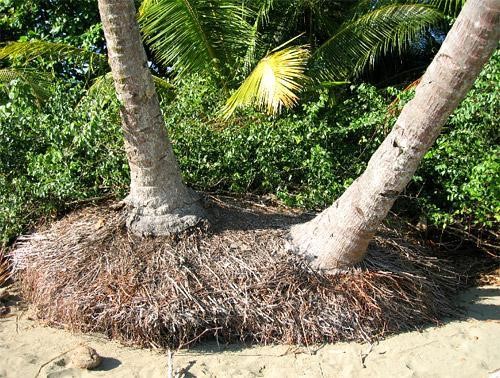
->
[
  {"left": 12, "top": 199, "right": 463, "bottom": 349},
  {"left": 126, "top": 200, "right": 206, "bottom": 236},
  {"left": 289, "top": 207, "right": 372, "bottom": 271}
]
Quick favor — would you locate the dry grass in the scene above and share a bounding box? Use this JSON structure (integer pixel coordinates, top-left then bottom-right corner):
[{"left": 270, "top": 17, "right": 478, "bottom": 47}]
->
[
  {"left": 11, "top": 198, "right": 464, "bottom": 349},
  {"left": 0, "top": 248, "right": 10, "bottom": 287}
]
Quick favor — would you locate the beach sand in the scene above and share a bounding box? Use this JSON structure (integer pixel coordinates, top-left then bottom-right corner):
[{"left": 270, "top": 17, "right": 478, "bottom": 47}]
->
[{"left": 1, "top": 285, "right": 499, "bottom": 378}]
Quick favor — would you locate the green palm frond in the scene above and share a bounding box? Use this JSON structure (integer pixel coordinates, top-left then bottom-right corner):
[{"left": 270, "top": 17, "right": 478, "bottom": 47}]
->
[
  {"left": 243, "top": 20, "right": 262, "bottom": 73},
  {"left": 0, "top": 67, "right": 52, "bottom": 101},
  {"left": 251, "top": 0, "right": 274, "bottom": 24},
  {"left": 139, "top": 0, "right": 254, "bottom": 79},
  {"left": 0, "top": 41, "right": 106, "bottom": 70},
  {"left": 429, "top": 0, "right": 466, "bottom": 17},
  {"left": 222, "top": 45, "right": 310, "bottom": 118},
  {"left": 314, "top": 4, "right": 445, "bottom": 81},
  {"left": 241, "top": 0, "right": 280, "bottom": 73}
]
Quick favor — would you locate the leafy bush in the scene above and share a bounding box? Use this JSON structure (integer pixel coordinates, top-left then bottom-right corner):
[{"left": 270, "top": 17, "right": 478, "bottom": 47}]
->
[
  {"left": 168, "top": 55, "right": 499, "bottom": 231},
  {"left": 0, "top": 80, "right": 127, "bottom": 244},
  {"left": 167, "top": 75, "right": 391, "bottom": 208},
  {"left": 0, "top": 53, "right": 497, "bottom": 245},
  {"left": 413, "top": 51, "right": 500, "bottom": 229}
]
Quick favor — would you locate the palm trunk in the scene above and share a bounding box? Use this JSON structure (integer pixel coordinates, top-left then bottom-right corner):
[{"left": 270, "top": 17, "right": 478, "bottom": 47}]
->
[
  {"left": 98, "top": 0, "right": 205, "bottom": 235},
  {"left": 290, "top": 0, "right": 499, "bottom": 270}
]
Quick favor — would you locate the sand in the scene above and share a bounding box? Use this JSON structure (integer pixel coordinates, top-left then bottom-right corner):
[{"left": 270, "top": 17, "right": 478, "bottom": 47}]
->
[{"left": 1, "top": 285, "right": 499, "bottom": 378}]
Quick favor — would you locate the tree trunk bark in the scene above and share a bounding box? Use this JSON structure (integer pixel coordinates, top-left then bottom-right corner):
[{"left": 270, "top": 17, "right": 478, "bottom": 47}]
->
[
  {"left": 290, "top": 0, "right": 500, "bottom": 270},
  {"left": 98, "top": 0, "right": 205, "bottom": 235}
]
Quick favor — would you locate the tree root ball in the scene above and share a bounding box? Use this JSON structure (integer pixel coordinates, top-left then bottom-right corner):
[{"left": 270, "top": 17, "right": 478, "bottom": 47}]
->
[
  {"left": 69, "top": 345, "right": 102, "bottom": 369},
  {"left": 12, "top": 200, "right": 464, "bottom": 348}
]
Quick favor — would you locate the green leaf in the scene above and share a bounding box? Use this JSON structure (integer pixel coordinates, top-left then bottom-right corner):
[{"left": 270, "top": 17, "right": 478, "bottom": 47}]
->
[
  {"left": 0, "top": 67, "right": 52, "bottom": 102},
  {"left": 314, "top": 4, "right": 445, "bottom": 80},
  {"left": 139, "top": 0, "right": 254, "bottom": 80},
  {"left": 0, "top": 40, "right": 106, "bottom": 70}
]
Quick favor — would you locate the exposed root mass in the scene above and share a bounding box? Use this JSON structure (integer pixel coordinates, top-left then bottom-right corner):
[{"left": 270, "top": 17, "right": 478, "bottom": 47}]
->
[{"left": 11, "top": 198, "right": 463, "bottom": 348}]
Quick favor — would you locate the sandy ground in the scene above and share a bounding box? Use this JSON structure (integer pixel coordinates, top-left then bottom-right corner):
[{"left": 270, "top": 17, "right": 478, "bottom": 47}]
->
[{"left": 0, "top": 286, "right": 499, "bottom": 378}]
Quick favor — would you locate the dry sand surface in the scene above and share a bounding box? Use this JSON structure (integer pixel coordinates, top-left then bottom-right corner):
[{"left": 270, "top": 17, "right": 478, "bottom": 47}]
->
[{"left": 1, "top": 286, "right": 499, "bottom": 378}]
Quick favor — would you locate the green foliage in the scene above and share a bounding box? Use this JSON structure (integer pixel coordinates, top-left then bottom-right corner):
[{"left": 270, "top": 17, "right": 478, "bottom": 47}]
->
[
  {"left": 0, "top": 67, "right": 52, "bottom": 101},
  {"left": 0, "top": 0, "right": 102, "bottom": 45},
  {"left": 0, "top": 40, "right": 106, "bottom": 71},
  {"left": 166, "top": 75, "right": 391, "bottom": 208},
  {"left": 0, "top": 52, "right": 497, "bottom": 245},
  {"left": 139, "top": 0, "right": 254, "bottom": 79},
  {"left": 314, "top": 4, "right": 445, "bottom": 80},
  {"left": 413, "top": 51, "right": 500, "bottom": 228},
  {"left": 166, "top": 54, "right": 499, "bottom": 232},
  {"left": 0, "top": 80, "right": 127, "bottom": 245}
]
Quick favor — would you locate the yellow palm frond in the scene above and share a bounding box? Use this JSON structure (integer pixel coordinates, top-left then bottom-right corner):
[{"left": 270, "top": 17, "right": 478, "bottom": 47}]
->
[{"left": 222, "top": 45, "right": 310, "bottom": 119}]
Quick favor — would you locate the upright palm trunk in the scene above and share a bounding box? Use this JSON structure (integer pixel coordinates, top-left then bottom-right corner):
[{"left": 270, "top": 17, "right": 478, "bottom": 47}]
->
[
  {"left": 291, "top": 0, "right": 499, "bottom": 270},
  {"left": 98, "top": 0, "right": 205, "bottom": 235}
]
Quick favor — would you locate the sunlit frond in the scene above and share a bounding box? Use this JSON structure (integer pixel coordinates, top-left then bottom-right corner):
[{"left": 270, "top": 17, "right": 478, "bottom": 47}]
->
[
  {"left": 314, "top": 4, "right": 445, "bottom": 80},
  {"left": 0, "top": 68, "right": 52, "bottom": 102},
  {"left": 222, "top": 45, "right": 310, "bottom": 118},
  {"left": 139, "top": 0, "right": 254, "bottom": 79},
  {"left": 0, "top": 41, "right": 106, "bottom": 70}
]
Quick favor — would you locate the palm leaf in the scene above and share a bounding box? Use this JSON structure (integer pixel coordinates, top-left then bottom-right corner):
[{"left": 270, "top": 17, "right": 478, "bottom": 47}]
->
[
  {"left": 242, "top": 0, "right": 273, "bottom": 73},
  {"left": 222, "top": 44, "right": 310, "bottom": 118},
  {"left": 0, "top": 41, "right": 106, "bottom": 71},
  {"left": 139, "top": 0, "right": 254, "bottom": 79},
  {"left": 0, "top": 67, "right": 52, "bottom": 102},
  {"left": 350, "top": 0, "right": 465, "bottom": 18},
  {"left": 314, "top": 4, "right": 445, "bottom": 81},
  {"left": 429, "top": 0, "right": 466, "bottom": 17}
]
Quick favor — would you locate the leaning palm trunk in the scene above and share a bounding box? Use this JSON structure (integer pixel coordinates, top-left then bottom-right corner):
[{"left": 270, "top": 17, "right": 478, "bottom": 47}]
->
[
  {"left": 291, "top": 0, "right": 500, "bottom": 270},
  {"left": 98, "top": 0, "right": 205, "bottom": 235}
]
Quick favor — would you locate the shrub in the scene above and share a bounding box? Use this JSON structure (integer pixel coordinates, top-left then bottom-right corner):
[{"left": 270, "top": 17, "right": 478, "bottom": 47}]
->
[
  {"left": 167, "top": 55, "right": 499, "bottom": 232},
  {"left": 0, "top": 53, "right": 497, "bottom": 244},
  {"left": 412, "top": 51, "right": 499, "bottom": 230},
  {"left": 167, "top": 76, "right": 391, "bottom": 209},
  {"left": 0, "top": 80, "right": 127, "bottom": 244}
]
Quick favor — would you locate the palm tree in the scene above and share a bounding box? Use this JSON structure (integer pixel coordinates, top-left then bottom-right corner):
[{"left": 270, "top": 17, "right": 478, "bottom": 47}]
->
[
  {"left": 97, "top": 0, "right": 205, "bottom": 236},
  {"left": 290, "top": 0, "right": 499, "bottom": 269}
]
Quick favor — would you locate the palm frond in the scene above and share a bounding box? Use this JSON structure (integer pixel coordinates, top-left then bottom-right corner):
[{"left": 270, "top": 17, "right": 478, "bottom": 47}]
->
[
  {"left": 222, "top": 45, "right": 310, "bottom": 118},
  {"left": 429, "top": 0, "right": 465, "bottom": 17},
  {"left": 314, "top": 4, "right": 445, "bottom": 81},
  {"left": 85, "top": 73, "right": 116, "bottom": 101},
  {"left": 243, "top": 20, "right": 262, "bottom": 73},
  {"left": 0, "top": 68, "right": 52, "bottom": 101},
  {"left": 251, "top": 0, "right": 274, "bottom": 24},
  {"left": 349, "top": 0, "right": 465, "bottom": 18},
  {"left": 139, "top": 0, "right": 254, "bottom": 79},
  {"left": 242, "top": 0, "right": 280, "bottom": 72},
  {"left": 0, "top": 41, "right": 106, "bottom": 70}
]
